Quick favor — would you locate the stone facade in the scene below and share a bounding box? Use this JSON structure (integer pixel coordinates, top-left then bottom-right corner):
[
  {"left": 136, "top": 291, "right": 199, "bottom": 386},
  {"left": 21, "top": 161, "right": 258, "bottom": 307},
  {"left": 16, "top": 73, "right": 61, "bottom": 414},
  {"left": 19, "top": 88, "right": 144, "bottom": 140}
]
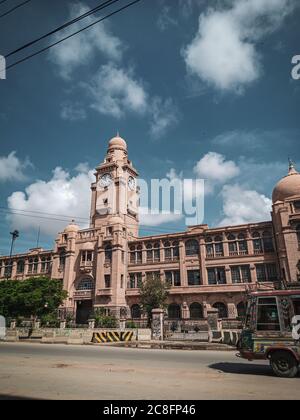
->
[{"left": 1, "top": 136, "right": 300, "bottom": 324}]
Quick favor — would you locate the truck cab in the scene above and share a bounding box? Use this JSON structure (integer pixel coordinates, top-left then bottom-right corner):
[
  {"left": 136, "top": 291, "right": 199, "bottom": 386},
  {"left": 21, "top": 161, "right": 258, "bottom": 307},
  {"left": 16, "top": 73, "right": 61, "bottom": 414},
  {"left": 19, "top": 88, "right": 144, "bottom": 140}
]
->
[{"left": 237, "top": 290, "right": 300, "bottom": 378}]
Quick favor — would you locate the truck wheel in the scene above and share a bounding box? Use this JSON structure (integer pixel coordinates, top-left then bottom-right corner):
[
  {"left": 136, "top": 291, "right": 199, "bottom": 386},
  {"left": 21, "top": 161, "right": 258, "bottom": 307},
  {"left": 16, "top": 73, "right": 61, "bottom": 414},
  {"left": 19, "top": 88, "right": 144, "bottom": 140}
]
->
[{"left": 270, "top": 351, "right": 299, "bottom": 378}]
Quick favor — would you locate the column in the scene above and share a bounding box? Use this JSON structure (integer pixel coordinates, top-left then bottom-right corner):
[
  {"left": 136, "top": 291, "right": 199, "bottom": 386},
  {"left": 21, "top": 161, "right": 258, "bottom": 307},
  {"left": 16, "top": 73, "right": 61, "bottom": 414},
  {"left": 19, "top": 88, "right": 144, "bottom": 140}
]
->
[{"left": 179, "top": 240, "right": 187, "bottom": 287}]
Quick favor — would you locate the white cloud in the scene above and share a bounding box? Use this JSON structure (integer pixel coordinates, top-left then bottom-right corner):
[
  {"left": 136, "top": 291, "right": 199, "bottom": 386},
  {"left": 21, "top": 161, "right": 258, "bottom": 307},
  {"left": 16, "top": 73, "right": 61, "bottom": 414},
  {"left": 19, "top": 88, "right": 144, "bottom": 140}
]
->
[
  {"left": 84, "top": 63, "right": 178, "bottom": 138},
  {"left": 183, "top": 0, "right": 296, "bottom": 92},
  {"left": 7, "top": 164, "right": 94, "bottom": 236},
  {"left": 48, "top": 2, "right": 123, "bottom": 79},
  {"left": 157, "top": 6, "right": 178, "bottom": 31},
  {"left": 0, "top": 152, "right": 32, "bottom": 182},
  {"left": 219, "top": 184, "right": 272, "bottom": 226},
  {"left": 61, "top": 102, "right": 87, "bottom": 121},
  {"left": 149, "top": 97, "right": 179, "bottom": 139},
  {"left": 139, "top": 206, "right": 183, "bottom": 227},
  {"left": 194, "top": 152, "right": 240, "bottom": 193},
  {"left": 85, "top": 63, "right": 147, "bottom": 118}
]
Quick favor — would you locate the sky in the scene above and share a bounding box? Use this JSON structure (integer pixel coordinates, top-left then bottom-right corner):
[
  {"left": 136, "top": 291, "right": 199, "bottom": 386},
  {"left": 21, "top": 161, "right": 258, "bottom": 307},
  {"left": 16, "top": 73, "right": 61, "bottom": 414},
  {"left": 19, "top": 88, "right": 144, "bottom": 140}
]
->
[{"left": 0, "top": 0, "right": 300, "bottom": 255}]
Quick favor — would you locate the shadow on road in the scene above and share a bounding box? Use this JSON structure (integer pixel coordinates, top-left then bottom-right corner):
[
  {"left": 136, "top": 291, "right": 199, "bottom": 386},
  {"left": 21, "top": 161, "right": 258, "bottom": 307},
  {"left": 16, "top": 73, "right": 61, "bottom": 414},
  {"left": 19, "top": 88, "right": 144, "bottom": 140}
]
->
[
  {"left": 0, "top": 394, "right": 45, "bottom": 400},
  {"left": 209, "top": 362, "right": 275, "bottom": 377}
]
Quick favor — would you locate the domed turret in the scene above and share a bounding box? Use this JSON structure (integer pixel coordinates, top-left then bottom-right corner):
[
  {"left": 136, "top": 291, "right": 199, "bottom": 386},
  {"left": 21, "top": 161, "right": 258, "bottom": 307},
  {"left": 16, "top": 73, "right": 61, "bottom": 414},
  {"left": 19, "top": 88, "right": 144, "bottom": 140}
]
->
[
  {"left": 64, "top": 220, "right": 79, "bottom": 233},
  {"left": 108, "top": 134, "right": 127, "bottom": 152},
  {"left": 272, "top": 160, "right": 300, "bottom": 203}
]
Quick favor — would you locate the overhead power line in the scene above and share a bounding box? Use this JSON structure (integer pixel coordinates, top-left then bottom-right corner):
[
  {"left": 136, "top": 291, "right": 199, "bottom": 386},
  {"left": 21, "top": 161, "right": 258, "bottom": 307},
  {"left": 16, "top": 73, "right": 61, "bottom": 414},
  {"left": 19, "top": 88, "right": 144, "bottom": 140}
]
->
[
  {"left": 0, "top": 0, "right": 31, "bottom": 19},
  {"left": 5, "top": 0, "right": 121, "bottom": 58},
  {"left": 0, "top": 207, "right": 187, "bottom": 235},
  {"left": 5, "top": 0, "right": 143, "bottom": 71}
]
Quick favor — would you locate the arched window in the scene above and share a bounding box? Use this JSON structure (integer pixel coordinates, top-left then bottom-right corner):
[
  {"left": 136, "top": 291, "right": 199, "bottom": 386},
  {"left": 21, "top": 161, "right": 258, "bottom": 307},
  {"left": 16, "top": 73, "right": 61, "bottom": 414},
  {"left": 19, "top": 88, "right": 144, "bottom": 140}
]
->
[
  {"left": 296, "top": 225, "right": 300, "bottom": 247},
  {"left": 190, "top": 303, "right": 203, "bottom": 319},
  {"left": 252, "top": 231, "right": 263, "bottom": 254},
  {"left": 168, "top": 304, "right": 181, "bottom": 319},
  {"left": 214, "top": 236, "right": 224, "bottom": 257},
  {"left": 130, "top": 245, "right": 142, "bottom": 264},
  {"left": 213, "top": 302, "right": 228, "bottom": 319},
  {"left": 227, "top": 234, "right": 238, "bottom": 256},
  {"left": 164, "top": 241, "right": 172, "bottom": 261},
  {"left": 131, "top": 304, "right": 141, "bottom": 319},
  {"left": 185, "top": 239, "right": 199, "bottom": 256},
  {"left": 17, "top": 260, "right": 24, "bottom": 274},
  {"left": 146, "top": 243, "right": 160, "bottom": 263},
  {"left": 77, "top": 278, "right": 94, "bottom": 290},
  {"left": 172, "top": 241, "right": 179, "bottom": 259},
  {"left": 237, "top": 302, "right": 246, "bottom": 319},
  {"left": 237, "top": 233, "right": 248, "bottom": 255}
]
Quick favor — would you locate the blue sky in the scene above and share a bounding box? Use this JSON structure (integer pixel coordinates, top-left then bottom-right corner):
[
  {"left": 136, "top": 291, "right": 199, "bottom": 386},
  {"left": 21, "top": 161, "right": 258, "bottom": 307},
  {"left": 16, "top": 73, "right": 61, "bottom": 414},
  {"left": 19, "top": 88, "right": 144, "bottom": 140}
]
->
[{"left": 0, "top": 0, "right": 300, "bottom": 255}]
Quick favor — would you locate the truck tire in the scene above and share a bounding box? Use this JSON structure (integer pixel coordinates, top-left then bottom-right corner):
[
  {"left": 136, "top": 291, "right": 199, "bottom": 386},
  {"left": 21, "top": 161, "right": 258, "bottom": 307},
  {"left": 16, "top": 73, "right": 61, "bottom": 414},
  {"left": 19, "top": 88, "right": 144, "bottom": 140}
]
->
[{"left": 270, "top": 351, "right": 299, "bottom": 378}]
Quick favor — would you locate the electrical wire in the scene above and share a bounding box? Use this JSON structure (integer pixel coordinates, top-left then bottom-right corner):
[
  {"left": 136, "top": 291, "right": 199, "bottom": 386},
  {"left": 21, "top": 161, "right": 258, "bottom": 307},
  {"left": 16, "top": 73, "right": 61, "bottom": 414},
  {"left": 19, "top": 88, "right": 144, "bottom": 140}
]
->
[
  {"left": 0, "top": 0, "right": 31, "bottom": 19},
  {"left": 5, "top": 0, "right": 120, "bottom": 57},
  {"left": 5, "top": 0, "right": 143, "bottom": 71}
]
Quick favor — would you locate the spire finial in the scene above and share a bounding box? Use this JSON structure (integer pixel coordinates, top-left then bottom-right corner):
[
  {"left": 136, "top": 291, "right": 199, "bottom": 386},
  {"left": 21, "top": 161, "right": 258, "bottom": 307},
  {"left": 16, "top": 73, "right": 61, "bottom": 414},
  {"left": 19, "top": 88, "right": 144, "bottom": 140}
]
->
[{"left": 288, "top": 158, "right": 297, "bottom": 175}]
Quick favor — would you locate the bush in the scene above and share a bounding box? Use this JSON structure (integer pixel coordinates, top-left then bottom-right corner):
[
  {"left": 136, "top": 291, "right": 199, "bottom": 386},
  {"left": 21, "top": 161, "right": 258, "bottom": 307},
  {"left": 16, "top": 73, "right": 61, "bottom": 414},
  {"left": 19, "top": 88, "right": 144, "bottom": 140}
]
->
[
  {"left": 94, "top": 308, "right": 118, "bottom": 328},
  {"left": 41, "top": 313, "right": 60, "bottom": 328},
  {"left": 126, "top": 321, "right": 137, "bottom": 329}
]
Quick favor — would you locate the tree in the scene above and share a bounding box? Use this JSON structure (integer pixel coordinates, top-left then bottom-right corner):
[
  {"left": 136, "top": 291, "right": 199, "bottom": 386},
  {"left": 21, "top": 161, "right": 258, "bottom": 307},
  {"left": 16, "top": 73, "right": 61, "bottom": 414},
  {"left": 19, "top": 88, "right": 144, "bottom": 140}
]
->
[
  {"left": 0, "top": 277, "right": 67, "bottom": 319},
  {"left": 139, "top": 273, "right": 170, "bottom": 324}
]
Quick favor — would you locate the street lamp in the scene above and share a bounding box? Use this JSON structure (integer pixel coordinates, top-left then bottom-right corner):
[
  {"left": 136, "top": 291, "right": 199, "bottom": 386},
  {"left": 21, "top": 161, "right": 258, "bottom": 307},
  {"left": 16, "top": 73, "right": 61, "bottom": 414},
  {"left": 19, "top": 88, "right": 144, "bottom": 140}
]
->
[{"left": 7, "top": 230, "right": 19, "bottom": 279}]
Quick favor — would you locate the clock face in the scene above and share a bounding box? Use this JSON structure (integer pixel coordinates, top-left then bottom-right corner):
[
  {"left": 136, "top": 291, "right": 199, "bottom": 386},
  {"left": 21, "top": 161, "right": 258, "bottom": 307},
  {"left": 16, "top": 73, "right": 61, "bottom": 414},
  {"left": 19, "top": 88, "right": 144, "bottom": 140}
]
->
[
  {"left": 128, "top": 176, "right": 136, "bottom": 191},
  {"left": 99, "top": 173, "right": 112, "bottom": 188}
]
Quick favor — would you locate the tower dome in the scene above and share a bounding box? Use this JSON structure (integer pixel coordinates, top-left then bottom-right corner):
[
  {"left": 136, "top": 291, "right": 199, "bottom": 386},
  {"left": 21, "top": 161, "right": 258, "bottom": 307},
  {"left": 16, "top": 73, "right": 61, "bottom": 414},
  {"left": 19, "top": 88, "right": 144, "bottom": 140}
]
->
[
  {"left": 272, "top": 160, "right": 300, "bottom": 203},
  {"left": 108, "top": 134, "right": 127, "bottom": 151},
  {"left": 64, "top": 220, "right": 79, "bottom": 233}
]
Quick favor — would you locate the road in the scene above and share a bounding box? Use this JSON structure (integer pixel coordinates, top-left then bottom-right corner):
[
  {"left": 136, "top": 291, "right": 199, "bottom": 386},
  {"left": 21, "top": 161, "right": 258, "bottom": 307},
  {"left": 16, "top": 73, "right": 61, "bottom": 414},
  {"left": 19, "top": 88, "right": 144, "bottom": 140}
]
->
[{"left": 0, "top": 342, "right": 299, "bottom": 400}]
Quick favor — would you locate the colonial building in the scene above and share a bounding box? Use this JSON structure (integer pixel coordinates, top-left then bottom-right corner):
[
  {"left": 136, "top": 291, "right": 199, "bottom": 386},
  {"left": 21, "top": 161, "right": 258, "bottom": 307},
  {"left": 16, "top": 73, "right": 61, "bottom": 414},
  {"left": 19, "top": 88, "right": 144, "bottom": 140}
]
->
[{"left": 1, "top": 136, "right": 300, "bottom": 324}]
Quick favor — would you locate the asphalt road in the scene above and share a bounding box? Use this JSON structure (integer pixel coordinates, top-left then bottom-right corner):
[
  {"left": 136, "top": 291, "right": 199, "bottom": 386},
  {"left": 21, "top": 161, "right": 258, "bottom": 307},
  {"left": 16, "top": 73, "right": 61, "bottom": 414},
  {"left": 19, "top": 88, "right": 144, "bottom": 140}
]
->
[{"left": 0, "top": 342, "right": 299, "bottom": 400}]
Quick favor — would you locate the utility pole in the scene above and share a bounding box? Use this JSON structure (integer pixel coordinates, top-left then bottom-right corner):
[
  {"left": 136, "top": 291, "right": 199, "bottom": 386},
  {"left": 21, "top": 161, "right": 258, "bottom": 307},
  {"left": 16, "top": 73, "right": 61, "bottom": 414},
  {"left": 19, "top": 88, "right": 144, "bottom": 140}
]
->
[{"left": 7, "top": 230, "right": 19, "bottom": 279}]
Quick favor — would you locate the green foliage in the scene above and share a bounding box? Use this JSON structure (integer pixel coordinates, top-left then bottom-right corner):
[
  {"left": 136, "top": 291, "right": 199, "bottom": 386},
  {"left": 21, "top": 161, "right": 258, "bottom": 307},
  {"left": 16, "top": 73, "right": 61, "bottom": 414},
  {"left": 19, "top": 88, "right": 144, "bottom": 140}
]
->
[
  {"left": 0, "top": 277, "right": 68, "bottom": 319},
  {"left": 40, "top": 312, "right": 60, "bottom": 328},
  {"left": 125, "top": 320, "right": 137, "bottom": 329},
  {"left": 139, "top": 273, "right": 170, "bottom": 321},
  {"left": 93, "top": 308, "right": 118, "bottom": 328}
]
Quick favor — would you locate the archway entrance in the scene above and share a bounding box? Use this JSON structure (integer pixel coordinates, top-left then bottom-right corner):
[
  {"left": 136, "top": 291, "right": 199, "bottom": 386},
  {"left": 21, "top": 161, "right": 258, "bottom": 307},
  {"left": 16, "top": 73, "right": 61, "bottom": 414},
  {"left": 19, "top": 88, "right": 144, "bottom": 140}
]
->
[{"left": 76, "top": 300, "right": 93, "bottom": 325}]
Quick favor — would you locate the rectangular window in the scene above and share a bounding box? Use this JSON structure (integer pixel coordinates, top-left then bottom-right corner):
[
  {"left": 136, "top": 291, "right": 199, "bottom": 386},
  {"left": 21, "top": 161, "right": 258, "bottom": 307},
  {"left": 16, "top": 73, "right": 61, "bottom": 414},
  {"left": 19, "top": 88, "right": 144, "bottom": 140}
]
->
[
  {"left": 129, "top": 273, "right": 136, "bottom": 289},
  {"left": 253, "top": 239, "right": 263, "bottom": 253},
  {"left": 257, "top": 297, "right": 280, "bottom": 331},
  {"left": 241, "top": 265, "right": 251, "bottom": 283},
  {"left": 206, "top": 244, "right": 214, "bottom": 258},
  {"left": 208, "top": 267, "right": 226, "bottom": 285},
  {"left": 187, "top": 270, "right": 201, "bottom": 286},
  {"left": 215, "top": 243, "right": 224, "bottom": 256},
  {"left": 256, "top": 264, "right": 266, "bottom": 282},
  {"left": 263, "top": 237, "right": 274, "bottom": 253},
  {"left": 165, "top": 271, "right": 181, "bottom": 287},
  {"left": 104, "top": 275, "right": 111, "bottom": 288},
  {"left": 266, "top": 264, "right": 277, "bottom": 281},
  {"left": 231, "top": 266, "right": 241, "bottom": 284}
]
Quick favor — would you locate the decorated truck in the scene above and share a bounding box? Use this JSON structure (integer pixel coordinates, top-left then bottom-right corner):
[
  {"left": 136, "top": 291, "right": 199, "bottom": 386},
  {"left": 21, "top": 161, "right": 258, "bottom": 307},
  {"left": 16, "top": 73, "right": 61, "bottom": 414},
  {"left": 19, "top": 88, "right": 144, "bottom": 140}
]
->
[{"left": 237, "top": 290, "right": 300, "bottom": 378}]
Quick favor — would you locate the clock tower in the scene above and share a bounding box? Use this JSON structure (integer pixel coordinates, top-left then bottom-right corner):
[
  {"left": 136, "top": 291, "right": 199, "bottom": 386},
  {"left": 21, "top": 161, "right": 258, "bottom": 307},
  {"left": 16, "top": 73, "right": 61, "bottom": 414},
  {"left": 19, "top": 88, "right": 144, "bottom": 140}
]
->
[
  {"left": 89, "top": 135, "right": 140, "bottom": 319},
  {"left": 90, "top": 135, "right": 139, "bottom": 237}
]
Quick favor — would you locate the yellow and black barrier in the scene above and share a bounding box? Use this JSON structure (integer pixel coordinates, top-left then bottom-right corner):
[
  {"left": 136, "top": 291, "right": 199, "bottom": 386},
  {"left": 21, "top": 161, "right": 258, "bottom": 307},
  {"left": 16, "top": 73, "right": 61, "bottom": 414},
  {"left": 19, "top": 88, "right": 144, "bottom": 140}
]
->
[{"left": 92, "top": 331, "right": 134, "bottom": 344}]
